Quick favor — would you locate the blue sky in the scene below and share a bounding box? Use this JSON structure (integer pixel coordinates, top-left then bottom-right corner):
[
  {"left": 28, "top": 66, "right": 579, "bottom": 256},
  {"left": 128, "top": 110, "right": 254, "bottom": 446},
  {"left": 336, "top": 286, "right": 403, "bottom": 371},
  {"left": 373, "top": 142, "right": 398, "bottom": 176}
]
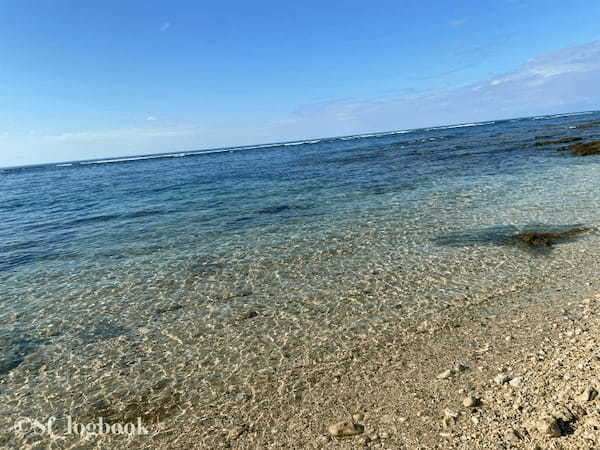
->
[{"left": 1, "top": 0, "right": 600, "bottom": 167}]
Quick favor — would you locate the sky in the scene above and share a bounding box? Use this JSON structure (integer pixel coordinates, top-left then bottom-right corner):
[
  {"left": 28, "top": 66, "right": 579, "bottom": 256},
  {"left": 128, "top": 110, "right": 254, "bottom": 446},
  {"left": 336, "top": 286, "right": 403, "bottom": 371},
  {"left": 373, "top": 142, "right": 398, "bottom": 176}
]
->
[{"left": 1, "top": 0, "right": 600, "bottom": 167}]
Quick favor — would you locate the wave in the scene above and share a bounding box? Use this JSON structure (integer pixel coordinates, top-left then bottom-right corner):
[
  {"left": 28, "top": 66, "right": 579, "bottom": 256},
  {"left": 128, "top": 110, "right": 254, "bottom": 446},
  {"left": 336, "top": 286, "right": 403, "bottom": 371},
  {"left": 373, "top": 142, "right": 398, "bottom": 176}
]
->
[
  {"left": 81, "top": 155, "right": 172, "bottom": 165},
  {"left": 553, "top": 112, "right": 594, "bottom": 118},
  {"left": 426, "top": 121, "right": 495, "bottom": 131},
  {"left": 239, "top": 143, "right": 282, "bottom": 151},
  {"left": 55, "top": 163, "right": 73, "bottom": 167},
  {"left": 533, "top": 112, "right": 595, "bottom": 120},
  {"left": 282, "top": 139, "right": 322, "bottom": 146},
  {"left": 72, "top": 144, "right": 288, "bottom": 166},
  {"left": 79, "top": 151, "right": 198, "bottom": 165},
  {"left": 339, "top": 130, "right": 411, "bottom": 141}
]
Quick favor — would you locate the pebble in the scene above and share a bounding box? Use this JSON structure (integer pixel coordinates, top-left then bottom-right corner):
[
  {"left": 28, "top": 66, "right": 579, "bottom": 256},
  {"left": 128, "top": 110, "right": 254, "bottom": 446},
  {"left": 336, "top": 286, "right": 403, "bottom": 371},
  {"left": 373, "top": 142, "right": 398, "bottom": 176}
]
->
[
  {"left": 444, "top": 409, "right": 459, "bottom": 419},
  {"left": 462, "top": 396, "right": 479, "bottom": 408},
  {"left": 352, "top": 413, "right": 364, "bottom": 422},
  {"left": 549, "top": 405, "right": 574, "bottom": 422},
  {"left": 476, "top": 344, "right": 491, "bottom": 353},
  {"left": 494, "top": 373, "right": 511, "bottom": 385},
  {"left": 443, "top": 408, "right": 459, "bottom": 428},
  {"left": 233, "top": 311, "right": 258, "bottom": 321},
  {"left": 315, "top": 435, "right": 329, "bottom": 444},
  {"left": 236, "top": 392, "right": 251, "bottom": 402},
  {"left": 505, "top": 429, "right": 521, "bottom": 442},
  {"left": 227, "top": 425, "right": 248, "bottom": 440},
  {"left": 437, "top": 369, "right": 453, "bottom": 379},
  {"left": 358, "top": 435, "right": 371, "bottom": 445},
  {"left": 454, "top": 362, "right": 469, "bottom": 372},
  {"left": 532, "top": 416, "right": 562, "bottom": 437},
  {"left": 508, "top": 376, "right": 523, "bottom": 387},
  {"left": 416, "top": 321, "right": 430, "bottom": 333},
  {"left": 579, "top": 386, "right": 598, "bottom": 402},
  {"left": 327, "top": 421, "right": 364, "bottom": 437}
]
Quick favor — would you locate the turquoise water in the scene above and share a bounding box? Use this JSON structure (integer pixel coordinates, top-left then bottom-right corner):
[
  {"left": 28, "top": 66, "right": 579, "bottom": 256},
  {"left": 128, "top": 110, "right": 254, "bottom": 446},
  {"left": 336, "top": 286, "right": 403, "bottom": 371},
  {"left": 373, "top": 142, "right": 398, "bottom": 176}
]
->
[{"left": 1, "top": 112, "right": 600, "bottom": 432}]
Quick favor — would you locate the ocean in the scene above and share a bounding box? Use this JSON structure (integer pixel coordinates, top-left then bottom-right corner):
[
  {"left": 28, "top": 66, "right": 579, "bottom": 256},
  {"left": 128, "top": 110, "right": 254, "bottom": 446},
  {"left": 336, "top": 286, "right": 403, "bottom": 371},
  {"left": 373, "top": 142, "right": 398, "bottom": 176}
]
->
[{"left": 1, "top": 111, "right": 600, "bottom": 445}]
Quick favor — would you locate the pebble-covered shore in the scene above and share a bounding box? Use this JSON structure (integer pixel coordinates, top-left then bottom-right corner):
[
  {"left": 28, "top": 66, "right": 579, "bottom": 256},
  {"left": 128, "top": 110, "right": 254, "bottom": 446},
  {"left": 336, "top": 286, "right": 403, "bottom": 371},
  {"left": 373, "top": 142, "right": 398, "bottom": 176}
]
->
[{"left": 199, "top": 280, "right": 600, "bottom": 450}]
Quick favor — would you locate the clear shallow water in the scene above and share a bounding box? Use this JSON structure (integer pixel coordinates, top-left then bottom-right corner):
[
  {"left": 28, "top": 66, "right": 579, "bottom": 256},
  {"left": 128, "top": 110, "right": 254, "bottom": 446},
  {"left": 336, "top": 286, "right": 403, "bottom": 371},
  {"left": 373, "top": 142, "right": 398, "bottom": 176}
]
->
[
  {"left": 2, "top": 112, "right": 600, "bottom": 438},
  {"left": 2, "top": 112, "right": 600, "bottom": 323}
]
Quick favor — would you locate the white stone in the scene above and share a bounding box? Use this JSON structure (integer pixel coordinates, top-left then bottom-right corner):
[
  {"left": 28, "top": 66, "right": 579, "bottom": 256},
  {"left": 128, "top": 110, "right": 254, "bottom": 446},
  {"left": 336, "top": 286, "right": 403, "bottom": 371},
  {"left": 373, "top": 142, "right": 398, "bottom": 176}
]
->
[{"left": 509, "top": 377, "right": 523, "bottom": 387}]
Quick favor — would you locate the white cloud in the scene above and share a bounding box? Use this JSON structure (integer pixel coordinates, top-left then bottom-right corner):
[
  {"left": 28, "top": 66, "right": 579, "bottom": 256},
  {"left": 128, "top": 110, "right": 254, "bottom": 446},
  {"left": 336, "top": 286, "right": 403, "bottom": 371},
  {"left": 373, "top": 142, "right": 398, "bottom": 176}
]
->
[
  {"left": 450, "top": 18, "right": 467, "bottom": 27},
  {"left": 282, "top": 39, "right": 600, "bottom": 133},
  {"left": 46, "top": 126, "right": 200, "bottom": 142},
  {"left": 146, "top": 116, "right": 157, "bottom": 121}
]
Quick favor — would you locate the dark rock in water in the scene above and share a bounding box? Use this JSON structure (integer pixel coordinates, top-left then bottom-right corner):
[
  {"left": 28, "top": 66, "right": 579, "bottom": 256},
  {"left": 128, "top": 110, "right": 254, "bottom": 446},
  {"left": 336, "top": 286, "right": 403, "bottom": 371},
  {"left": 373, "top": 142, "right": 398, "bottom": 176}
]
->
[
  {"left": 514, "top": 228, "right": 588, "bottom": 247},
  {"left": 258, "top": 205, "right": 291, "bottom": 214},
  {"left": 0, "top": 356, "right": 24, "bottom": 375},
  {"left": 155, "top": 304, "right": 183, "bottom": 315},
  {"left": 534, "top": 137, "right": 582, "bottom": 146},
  {"left": 575, "top": 120, "right": 600, "bottom": 129},
  {"left": 558, "top": 141, "right": 600, "bottom": 156},
  {"left": 434, "top": 224, "right": 588, "bottom": 251}
]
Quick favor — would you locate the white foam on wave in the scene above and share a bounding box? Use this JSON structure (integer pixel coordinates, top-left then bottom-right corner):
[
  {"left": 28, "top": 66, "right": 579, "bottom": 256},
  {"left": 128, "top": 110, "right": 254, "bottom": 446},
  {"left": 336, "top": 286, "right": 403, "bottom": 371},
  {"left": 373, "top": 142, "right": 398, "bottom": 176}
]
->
[
  {"left": 241, "top": 143, "right": 281, "bottom": 151},
  {"left": 533, "top": 111, "right": 595, "bottom": 121},
  {"left": 78, "top": 141, "right": 310, "bottom": 166},
  {"left": 553, "top": 112, "right": 594, "bottom": 118},
  {"left": 79, "top": 151, "right": 208, "bottom": 165},
  {"left": 81, "top": 155, "right": 166, "bottom": 165},
  {"left": 55, "top": 163, "right": 73, "bottom": 167},
  {"left": 339, "top": 130, "right": 410, "bottom": 141},
  {"left": 426, "top": 121, "right": 495, "bottom": 131},
  {"left": 193, "top": 149, "right": 238, "bottom": 155},
  {"left": 282, "top": 139, "right": 322, "bottom": 146}
]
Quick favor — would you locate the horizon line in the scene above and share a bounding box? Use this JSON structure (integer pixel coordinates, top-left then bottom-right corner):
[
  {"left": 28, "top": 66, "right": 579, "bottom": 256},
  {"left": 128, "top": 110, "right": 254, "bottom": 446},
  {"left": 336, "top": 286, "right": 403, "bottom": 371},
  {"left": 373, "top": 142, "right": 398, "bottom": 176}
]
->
[{"left": 1, "top": 108, "right": 597, "bottom": 170}]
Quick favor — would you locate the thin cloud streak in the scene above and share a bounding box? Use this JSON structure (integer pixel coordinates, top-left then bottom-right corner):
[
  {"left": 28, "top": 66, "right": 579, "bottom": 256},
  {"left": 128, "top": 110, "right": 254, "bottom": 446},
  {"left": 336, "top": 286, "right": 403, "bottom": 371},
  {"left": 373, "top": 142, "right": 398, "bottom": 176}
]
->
[{"left": 281, "top": 39, "right": 600, "bottom": 135}]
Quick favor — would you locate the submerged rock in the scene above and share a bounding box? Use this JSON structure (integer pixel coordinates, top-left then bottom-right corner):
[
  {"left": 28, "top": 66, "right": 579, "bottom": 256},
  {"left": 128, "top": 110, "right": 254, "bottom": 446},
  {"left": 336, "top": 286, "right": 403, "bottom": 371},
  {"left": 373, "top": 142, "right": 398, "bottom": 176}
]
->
[
  {"left": 534, "top": 136, "right": 582, "bottom": 146},
  {"left": 232, "top": 311, "right": 258, "bottom": 321},
  {"left": 513, "top": 228, "right": 588, "bottom": 247},
  {"left": 575, "top": 120, "right": 600, "bottom": 129},
  {"left": 558, "top": 140, "right": 600, "bottom": 156},
  {"left": 258, "top": 205, "right": 291, "bottom": 214}
]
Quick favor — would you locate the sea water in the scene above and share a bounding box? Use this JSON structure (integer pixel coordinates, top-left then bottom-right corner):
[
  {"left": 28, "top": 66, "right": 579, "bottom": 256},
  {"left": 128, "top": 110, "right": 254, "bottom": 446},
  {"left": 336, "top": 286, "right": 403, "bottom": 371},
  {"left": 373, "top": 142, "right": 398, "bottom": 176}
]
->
[{"left": 1, "top": 111, "right": 600, "bottom": 444}]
